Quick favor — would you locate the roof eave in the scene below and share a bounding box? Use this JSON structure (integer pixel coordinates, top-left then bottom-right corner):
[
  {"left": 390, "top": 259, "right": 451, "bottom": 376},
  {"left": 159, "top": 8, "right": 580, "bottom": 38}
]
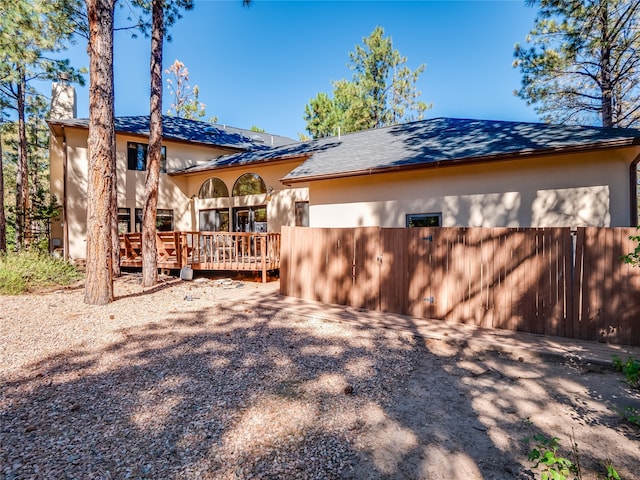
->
[
  {"left": 280, "top": 139, "right": 640, "bottom": 185},
  {"left": 169, "top": 154, "right": 311, "bottom": 177},
  {"left": 46, "top": 118, "right": 250, "bottom": 152}
]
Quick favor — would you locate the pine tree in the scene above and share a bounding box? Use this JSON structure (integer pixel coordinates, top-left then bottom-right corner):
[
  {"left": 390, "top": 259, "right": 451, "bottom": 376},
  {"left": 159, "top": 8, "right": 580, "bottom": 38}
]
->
[
  {"left": 514, "top": 0, "right": 640, "bottom": 127},
  {"left": 304, "top": 26, "right": 430, "bottom": 139},
  {"left": 0, "top": 0, "right": 84, "bottom": 248},
  {"left": 84, "top": 0, "right": 116, "bottom": 305},
  {"left": 0, "top": 114, "right": 6, "bottom": 253},
  {"left": 141, "top": 0, "right": 168, "bottom": 288}
]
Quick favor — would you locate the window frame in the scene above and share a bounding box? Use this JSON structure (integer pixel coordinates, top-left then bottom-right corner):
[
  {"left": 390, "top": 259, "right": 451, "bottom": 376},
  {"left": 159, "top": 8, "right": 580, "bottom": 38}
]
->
[
  {"left": 198, "top": 177, "right": 229, "bottom": 199},
  {"left": 232, "top": 205, "right": 267, "bottom": 232},
  {"left": 406, "top": 212, "right": 442, "bottom": 228},
  {"left": 232, "top": 172, "right": 267, "bottom": 197},
  {"left": 127, "top": 142, "right": 167, "bottom": 173},
  {"left": 199, "top": 208, "right": 230, "bottom": 232},
  {"left": 118, "top": 208, "right": 131, "bottom": 233},
  {"left": 295, "top": 201, "right": 309, "bottom": 227},
  {"left": 135, "top": 208, "right": 174, "bottom": 232}
]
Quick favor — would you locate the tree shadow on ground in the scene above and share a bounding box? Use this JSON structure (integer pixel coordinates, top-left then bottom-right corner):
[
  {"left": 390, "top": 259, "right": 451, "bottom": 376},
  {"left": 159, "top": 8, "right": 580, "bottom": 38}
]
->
[
  {"left": 355, "top": 335, "right": 640, "bottom": 479},
  {"left": 1, "top": 302, "right": 412, "bottom": 479},
  {"left": 1, "top": 299, "right": 639, "bottom": 479}
]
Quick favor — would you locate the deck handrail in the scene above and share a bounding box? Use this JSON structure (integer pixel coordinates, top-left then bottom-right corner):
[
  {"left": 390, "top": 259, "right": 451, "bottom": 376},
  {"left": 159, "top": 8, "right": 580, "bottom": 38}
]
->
[{"left": 119, "top": 231, "right": 280, "bottom": 282}]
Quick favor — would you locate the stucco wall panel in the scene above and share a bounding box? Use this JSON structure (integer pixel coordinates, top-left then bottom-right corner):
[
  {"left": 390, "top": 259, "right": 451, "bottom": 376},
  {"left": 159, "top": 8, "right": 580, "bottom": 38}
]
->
[
  {"left": 309, "top": 149, "right": 637, "bottom": 229},
  {"left": 49, "top": 134, "right": 65, "bottom": 247},
  {"left": 64, "top": 131, "right": 90, "bottom": 259}
]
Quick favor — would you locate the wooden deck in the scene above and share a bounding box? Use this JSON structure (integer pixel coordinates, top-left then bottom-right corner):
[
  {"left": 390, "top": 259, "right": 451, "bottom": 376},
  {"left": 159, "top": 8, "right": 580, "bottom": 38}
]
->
[{"left": 119, "top": 231, "right": 281, "bottom": 282}]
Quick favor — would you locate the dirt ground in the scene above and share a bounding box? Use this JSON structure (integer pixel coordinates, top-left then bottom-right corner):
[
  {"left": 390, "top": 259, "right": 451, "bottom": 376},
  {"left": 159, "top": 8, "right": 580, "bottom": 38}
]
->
[
  {"left": 359, "top": 340, "right": 640, "bottom": 479},
  {"left": 1, "top": 275, "right": 639, "bottom": 479}
]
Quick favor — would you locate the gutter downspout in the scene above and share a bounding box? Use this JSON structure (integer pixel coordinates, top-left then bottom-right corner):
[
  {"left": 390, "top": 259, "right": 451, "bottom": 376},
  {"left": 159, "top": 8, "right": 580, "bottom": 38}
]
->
[{"left": 62, "top": 127, "right": 69, "bottom": 260}]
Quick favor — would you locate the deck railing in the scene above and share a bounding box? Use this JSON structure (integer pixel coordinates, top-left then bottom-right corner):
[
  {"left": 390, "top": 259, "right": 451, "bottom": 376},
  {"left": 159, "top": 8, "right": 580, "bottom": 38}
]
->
[{"left": 119, "top": 231, "right": 281, "bottom": 282}]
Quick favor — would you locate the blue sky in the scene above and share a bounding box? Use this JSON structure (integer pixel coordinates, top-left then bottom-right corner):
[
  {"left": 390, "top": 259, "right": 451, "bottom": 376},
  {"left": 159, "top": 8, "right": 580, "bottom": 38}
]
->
[{"left": 64, "top": 0, "right": 539, "bottom": 139}]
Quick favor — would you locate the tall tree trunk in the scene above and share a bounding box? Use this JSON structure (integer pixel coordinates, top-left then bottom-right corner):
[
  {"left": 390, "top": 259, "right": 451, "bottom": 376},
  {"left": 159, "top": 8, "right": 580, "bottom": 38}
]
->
[
  {"left": 84, "top": 0, "right": 115, "bottom": 305},
  {"left": 15, "top": 72, "right": 28, "bottom": 248},
  {"left": 0, "top": 126, "right": 6, "bottom": 253},
  {"left": 141, "top": 0, "right": 164, "bottom": 288},
  {"left": 599, "top": 0, "right": 614, "bottom": 127},
  {"left": 111, "top": 128, "right": 120, "bottom": 277}
]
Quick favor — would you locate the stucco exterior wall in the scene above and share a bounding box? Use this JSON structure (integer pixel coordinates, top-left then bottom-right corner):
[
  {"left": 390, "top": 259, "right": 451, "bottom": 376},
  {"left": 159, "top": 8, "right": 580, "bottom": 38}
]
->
[
  {"left": 308, "top": 148, "right": 639, "bottom": 229},
  {"left": 50, "top": 128, "right": 90, "bottom": 260}
]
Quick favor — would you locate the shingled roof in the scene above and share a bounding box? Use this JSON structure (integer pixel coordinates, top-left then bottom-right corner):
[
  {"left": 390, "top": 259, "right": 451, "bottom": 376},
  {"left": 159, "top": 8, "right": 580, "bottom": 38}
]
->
[
  {"left": 175, "top": 117, "right": 640, "bottom": 181},
  {"left": 47, "top": 115, "right": 295, "bottom": 151}
]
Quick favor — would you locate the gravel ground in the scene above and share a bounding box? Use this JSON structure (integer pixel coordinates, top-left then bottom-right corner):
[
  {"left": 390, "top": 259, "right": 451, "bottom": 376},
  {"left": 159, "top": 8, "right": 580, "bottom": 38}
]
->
[
  {"left": 1, "top": 275, "right": 417, "bottom": 479},
  {"left": 1, "top": 274, "right": 639, "bottom": 480}
]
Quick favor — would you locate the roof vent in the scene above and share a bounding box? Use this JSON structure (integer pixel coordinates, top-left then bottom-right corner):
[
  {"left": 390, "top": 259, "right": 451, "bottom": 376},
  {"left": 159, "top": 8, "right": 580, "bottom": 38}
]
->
[
  {"left": 251, "top": 135, "right": 265, "bottom": 143},
  {"left": 204, "top": 126, "right": 221, "bottom": 135}
]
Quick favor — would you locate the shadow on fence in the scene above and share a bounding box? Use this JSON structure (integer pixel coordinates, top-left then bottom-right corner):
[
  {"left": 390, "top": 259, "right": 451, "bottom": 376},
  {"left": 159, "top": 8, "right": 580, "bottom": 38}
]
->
[{"left": 280, "top": 226, "right": 640, "bottom": 346}]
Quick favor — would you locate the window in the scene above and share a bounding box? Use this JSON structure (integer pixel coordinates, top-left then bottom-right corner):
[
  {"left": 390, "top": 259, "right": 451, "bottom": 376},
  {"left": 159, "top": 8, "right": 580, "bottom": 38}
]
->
[
  {"left": 295, "top": 201, "right": 309, "bottom": 227},
  {"left": 135, "top": 208, "right": 173, "bottom": 232},
  {"left": 232, "top": 173, "right": 266, "bottom": 196},
  {"left": 233, "top": 206, "right": 267, "bottom": 232},
  {"left": 198, "top": 177, "right": 229, "bottom": 199},
  {"left": 199, "top": 208, "right": 230, "bottom": 232},
  {"left": 118, "top": 208, "right": 131, "bottom": 233},
  {"left": 406, "top": 213, "right": 441, "bottom": 228},
  {"left": 127, "top": 142, "right": 167, "bottom": 173}
]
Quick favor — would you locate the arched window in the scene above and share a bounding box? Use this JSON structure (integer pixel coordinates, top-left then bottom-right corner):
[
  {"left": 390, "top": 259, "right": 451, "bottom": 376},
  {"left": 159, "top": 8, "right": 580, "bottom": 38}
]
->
[
  {"left": 232, "top": 173, "right": 266, "bottom": 197},
  {"left": 198, "top": 177, "right": 229, "bottom": 199}
]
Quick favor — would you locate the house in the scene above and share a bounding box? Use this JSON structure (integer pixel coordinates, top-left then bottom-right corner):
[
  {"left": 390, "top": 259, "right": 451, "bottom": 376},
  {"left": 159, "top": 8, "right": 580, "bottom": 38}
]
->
[
  {"left": 48, "top": 83, "right": 640, "bottom": 262},
  {"left": 47, "top": 84, "right": 306, "bottom": 261}
]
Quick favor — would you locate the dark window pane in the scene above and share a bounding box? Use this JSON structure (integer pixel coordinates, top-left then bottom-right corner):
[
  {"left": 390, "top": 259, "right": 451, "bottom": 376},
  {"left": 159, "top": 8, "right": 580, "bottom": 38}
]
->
[
  {"left": 295, "top": 202, "right": 309, "bottom": 227},
  {"left": 199, "top": 208, "right": 229, "bottom": 232},
  {"left": 160, "top": 146, "right": 166, "bottom": 173},
  {"left": 156, "top": 209, "right": 173, "bottom": 231},
  {"left": 127, "top": 142, "right": 167, "bottom": 173},
  {"left": 134, "top": 208, "right": 173, "bottom": 231},
  {"left": 135, "top": 208, "right": 142, "bottom": 232},
  {"left": 136, "top": 144, "right": 145, "bottom": 170},
  {"left": 232, "top": 205, "right": 267, "bottom": 232},
  {"left": 406, "top": 213, "right": 441, "bottom": 228}
]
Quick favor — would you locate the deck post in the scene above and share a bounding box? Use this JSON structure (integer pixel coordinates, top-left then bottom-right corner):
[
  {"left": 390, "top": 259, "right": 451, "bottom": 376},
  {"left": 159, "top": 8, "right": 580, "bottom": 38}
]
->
[
  {"left": 175, "top": 232, "right": 182, "bottom": 269},
  {"left": 261, "top": 236, "right": 267, "bottom": 283},
  {"left": 180, "top": 232, "right": 188, "bottom": 268}
]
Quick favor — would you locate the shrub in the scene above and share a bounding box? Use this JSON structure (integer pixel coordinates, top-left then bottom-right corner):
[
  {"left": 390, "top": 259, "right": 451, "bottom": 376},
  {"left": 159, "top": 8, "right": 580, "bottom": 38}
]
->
[
  {"left": 0, "top": 250, "right": 82, "bottom": 295},
  {"left": 527, "top": 434, "right": 578, "bottom": 480},
  {"left": 612, "top": 355, "right": 640, "bottom": 388},
  {"left": 621, "top": 229, "right": 640, "bottom": 267},
  {"left": 527, "top": 433, "right": 620, "bottom": 480}
]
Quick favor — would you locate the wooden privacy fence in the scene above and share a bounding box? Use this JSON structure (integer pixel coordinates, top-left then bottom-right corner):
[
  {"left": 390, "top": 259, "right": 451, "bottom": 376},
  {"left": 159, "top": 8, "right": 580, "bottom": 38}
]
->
[{"left": 280, "top": 226, "right": 640, "bottom": 346}]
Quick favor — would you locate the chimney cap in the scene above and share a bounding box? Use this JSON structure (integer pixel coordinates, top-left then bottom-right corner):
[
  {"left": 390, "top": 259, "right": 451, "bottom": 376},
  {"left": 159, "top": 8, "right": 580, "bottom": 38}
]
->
[{"left": 58, "top": 72, "right": 71, "bottom": 82}]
